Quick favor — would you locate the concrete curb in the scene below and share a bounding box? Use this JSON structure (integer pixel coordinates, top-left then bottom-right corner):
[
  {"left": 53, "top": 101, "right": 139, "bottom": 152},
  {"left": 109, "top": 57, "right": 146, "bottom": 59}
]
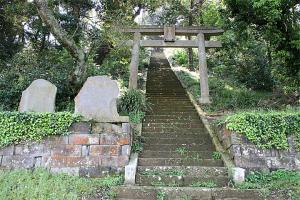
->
[{"left": 124, "top": 153, "right": 139, "bottom": 185}]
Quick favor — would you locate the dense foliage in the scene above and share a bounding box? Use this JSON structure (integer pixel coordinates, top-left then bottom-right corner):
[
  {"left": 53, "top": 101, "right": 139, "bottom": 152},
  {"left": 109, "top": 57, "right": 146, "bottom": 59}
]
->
[
  {"left": 238, "top": 170, "right": 300, "bottom": 199},
  {"left": 118, "top": 89, "right": 149, "bottom": 124},
  {"left": 0, "top": 168, "right": 123, "bottom": 200},
  {"left": 214, "top": 0, "right": 299, "bottom": 95},
  {"left": 0, "top": 112, "right": 80, "bottom": 147},
  {"left": 222, "top": 110, "right": 300, "bottom": 150},
  {"left": 0, "top": 48, "right": 76, "bottom": 111}
]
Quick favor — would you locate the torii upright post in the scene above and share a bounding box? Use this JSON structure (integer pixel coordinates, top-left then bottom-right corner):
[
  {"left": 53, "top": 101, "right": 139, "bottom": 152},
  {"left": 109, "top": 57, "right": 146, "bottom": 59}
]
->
[
  {"left": 197, "top": 33, "right": 210, "bottom": 104},
  {"left": 129, "top": 32, "right": 141, "bottom": 89}
]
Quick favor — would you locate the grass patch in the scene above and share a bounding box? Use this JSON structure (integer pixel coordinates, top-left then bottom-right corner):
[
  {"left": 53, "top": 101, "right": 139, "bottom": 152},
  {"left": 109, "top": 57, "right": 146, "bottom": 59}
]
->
[
  {"left": 190, "top": 181, "right": 217, "bottom": 188},
  {"left": 220, "top": 110, "right": 300, "bottom": 150},
  {"left": 237, "top": 170, "right": 300, "bottom": 199},
  {"left": 0, "top": 168, "right": 123, "bottom": 200},
  {"left": 212, "top": 151, "right": 222, "bottom": 160},
  {"left": 176, "top": 147, "right": 188, "bottom": 155},
  {"left": 156, "top": 191, "right": 167, "bottom": 200}
]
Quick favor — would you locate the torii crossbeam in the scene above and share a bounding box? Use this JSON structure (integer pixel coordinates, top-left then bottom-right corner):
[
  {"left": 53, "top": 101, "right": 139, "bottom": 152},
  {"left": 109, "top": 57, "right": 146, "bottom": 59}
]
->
[{"left": 122, "top": 25, "right": 224, "bottom": 104}]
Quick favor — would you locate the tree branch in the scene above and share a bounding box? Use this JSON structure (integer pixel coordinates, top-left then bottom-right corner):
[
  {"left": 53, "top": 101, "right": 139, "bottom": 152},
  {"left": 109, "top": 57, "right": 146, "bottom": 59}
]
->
[
  {"left": 34, "top": 0, "right": 84, "bottom": 60},
  {"left": 33, "top": 0, "right": 87, "bottom": 87}
]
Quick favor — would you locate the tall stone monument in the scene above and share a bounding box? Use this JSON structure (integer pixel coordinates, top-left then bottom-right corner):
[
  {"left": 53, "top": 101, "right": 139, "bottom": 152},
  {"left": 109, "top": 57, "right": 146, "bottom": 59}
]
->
[
  {"left": 19, "top": 79, "right": 57, "bottom": 112},
  {"left": 75, "top": 76, "right": 128, "bottom": 122}
]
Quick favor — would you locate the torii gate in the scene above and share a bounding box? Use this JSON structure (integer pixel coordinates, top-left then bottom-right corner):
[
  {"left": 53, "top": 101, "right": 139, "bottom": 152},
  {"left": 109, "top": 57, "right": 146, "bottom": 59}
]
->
[{"left": 122, "top": 25, "right": 223, "bottom": 104}]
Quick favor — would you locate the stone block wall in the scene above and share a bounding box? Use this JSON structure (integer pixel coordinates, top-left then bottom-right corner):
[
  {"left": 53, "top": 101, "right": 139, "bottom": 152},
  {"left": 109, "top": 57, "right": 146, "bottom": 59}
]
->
[
  {"left": 217, "top": 127, "right": 300, "bottom": 171},
  {"left": 0, "top": 122, "right": 131, "bottom": 177}
]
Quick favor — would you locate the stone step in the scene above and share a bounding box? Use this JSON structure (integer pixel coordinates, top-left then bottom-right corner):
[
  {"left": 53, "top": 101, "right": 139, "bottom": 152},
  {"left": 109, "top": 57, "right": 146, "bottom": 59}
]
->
[
  {"left": 143, "top": 118, "right": 201, "bottom": 123},
  {"left": 146, "top": 96, "right": 188, "bottom": 99},
  {"left": 138, "top": 158, "right": 223, "bottom": 166},
  {"left": 147, "top": 101, "right": 193, "bottom": 104},
  {"left": 148, "top": 105, "right": 195, "bottom": 109},
  {"left": 142, "top": 123, "right": 204, "bottom": 129},
  {"left": 147, "top": 94, "right": 187, "bottom": 96},
  {"left": 142, "top": 130, "right": 207, "bottom": 135},
  {"left": 139, "top": 150, "right": 215, "bottom": 159},
  {"left": 146, "top": 109, "right": 197, "bottom": 112},
  {"left": 141, "top": 137, "right": 211, "bottom": 144},
  {"left": 147, "top": 80, "right": 182, "bottom": 83},
  {"left": 146, "top": 90, "right": 186, "bottom": 92},
  {"left": 148, "top": 103, "right": 193, "bottom": 106},
  {"left": 148, "top": 109, "right": 197, "bottom": 113},
  {"left": 136, "top": 174, "right": 229, "bottom": 187},
  {"left": 148, "top": 101, "right": 191, "bottom": 104},
  {"left": 148, "top": 104, "right": 193, "bottom": 108},
  {"left": 143, "top": 118, "right": 201, "bottom": 122},
  {"left": 142, "top": 132, "right": 209, "bottom": 138},
  {"left": 147, "top": 95, "right": 187, "bottom": 97},
  {"left": 114, "top": 186, "right": 265, "bottom": 200},
  {"left": 147, "top": 84, "right": 181, "bottom": 86},
  {"left": 142, "top": 143, "right": 214, "bottom": 151},
  {"left": 137, "top": 166, "right": 228, "bottom": 177},
  {"left": 142, "top": 127, "right": 206, "bottom": 133},
  {"left": 145, "top": 114, "right": 200, "bottom": 118}
]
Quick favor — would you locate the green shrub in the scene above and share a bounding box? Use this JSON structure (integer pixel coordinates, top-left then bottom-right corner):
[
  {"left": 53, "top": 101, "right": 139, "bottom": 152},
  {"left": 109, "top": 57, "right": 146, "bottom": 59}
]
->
[
  {"left": 129, "top": 111, "right": 145, "bottom": 124},
  {"left": 171, "top": 49, "right": 198, "bottom": 70},
  {"left": 0, "top": 168, "right": 123, "bottom": 200},
  {"left": 0, "top": 112, "right": 80, "bottom": 147},
  {"left": 118, "top": 89, "right": 148, "bottom": 114},
  {"left": 222, "top": 110, "right": 300, "bottom": 150},
  {"left": 237, "top": 170, "right": 300, "bottom": 199}
]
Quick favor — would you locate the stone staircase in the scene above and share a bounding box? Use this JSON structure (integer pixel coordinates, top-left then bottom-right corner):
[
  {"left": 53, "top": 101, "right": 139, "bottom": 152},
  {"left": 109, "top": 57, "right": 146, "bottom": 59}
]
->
[{"left": 115, "top": 52, "right": 263, "bottom": 200}]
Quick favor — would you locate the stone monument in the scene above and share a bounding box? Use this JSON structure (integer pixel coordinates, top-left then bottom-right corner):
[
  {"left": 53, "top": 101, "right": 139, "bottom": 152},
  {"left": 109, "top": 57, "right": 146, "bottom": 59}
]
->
[
  {"left": 75, "top": 76, "right": 128, "bottom": 122},
  {"left": 19, "top": 79, "right": 57, "bottom": 112}
]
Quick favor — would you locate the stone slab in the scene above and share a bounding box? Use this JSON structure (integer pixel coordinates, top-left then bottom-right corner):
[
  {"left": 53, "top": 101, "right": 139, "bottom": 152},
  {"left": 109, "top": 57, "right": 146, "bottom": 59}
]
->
[
  {"left": 75, "top": 76, "right": 125, "bottom": 122},
  {"left": 19, "top": 79, "right": 57, "bottom": 112}
]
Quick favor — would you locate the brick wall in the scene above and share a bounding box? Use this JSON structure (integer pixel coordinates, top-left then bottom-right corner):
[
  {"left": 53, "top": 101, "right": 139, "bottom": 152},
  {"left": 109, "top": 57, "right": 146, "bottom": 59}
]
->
[
  {"left": 0, "top": 122, "right": 131, "bottom": 177},
  {"left": 217, "top": 127, "right": 300, "bottom": 171}
]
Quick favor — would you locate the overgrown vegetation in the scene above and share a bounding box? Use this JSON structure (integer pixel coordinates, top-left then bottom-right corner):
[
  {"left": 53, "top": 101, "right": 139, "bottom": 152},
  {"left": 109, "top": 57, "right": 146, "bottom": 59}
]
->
[
  {"left": 237, "top": 170, "right": 300, "bottom": 199},
  {"left": 156, "top": 191, "right": 167, "bottom": 200},
  {"left": 212, "top": 151, "right": 221, "bottom": 160},
  {"left": 171, "top": 50, "right": 198, "bottom": 70},
  {"left": 0, "top": 168, "right": 123, "bottom": 200},
  {"left": 0, "top": 112, "right": 80, "bottom": 147},
  {"left": 131, "top": 135, "right": 144, "bottom": 153},
  {"left": 173, "top": 68, "right": 274, "bottom": 113},
  {"left": 190, "top": 181, "right": 217, "bottom": 188},
  {"left": 118, "top": 89, "right": 149, "bottom": 124},
  {"left": 220, "top": 110, "right": 300, "bottom": 150}
]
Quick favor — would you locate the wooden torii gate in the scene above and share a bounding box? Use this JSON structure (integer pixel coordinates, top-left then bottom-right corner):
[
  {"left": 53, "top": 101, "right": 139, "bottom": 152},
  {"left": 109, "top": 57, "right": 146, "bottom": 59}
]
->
[{"left": 122, "top": 25, "right": 223, "bottom": 104}]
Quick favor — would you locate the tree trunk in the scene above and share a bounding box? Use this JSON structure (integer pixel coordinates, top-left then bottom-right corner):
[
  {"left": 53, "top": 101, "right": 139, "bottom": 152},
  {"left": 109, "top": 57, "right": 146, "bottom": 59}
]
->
[{"left": 34, "top": 0, "right": 87, "bottom": 88}]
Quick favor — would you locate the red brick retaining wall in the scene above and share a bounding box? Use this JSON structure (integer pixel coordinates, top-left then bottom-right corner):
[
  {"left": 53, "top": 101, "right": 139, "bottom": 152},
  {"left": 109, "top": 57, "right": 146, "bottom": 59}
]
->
[{"left": 0, "top": 122, "right": 131, "bottom": 177}]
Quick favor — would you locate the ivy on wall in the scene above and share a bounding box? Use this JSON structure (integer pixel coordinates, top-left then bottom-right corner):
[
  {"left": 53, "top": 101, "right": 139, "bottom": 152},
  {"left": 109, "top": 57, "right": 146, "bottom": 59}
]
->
[
  {"left": 0, "top": 112, "right": 81, "bottom": 147},
  {"left": 221, "top": 111, "right": 300, "bottom": 150}
]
